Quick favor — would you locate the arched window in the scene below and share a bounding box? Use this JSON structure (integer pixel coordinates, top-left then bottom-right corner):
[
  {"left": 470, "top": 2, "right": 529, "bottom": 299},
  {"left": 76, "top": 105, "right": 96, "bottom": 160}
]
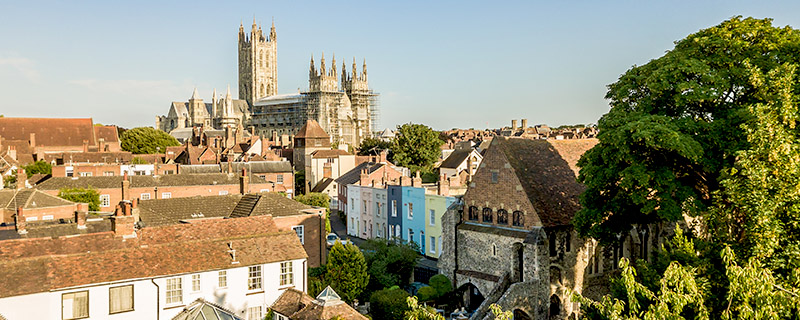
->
[
  {"left": 497, "top": 209, "right": 508, "bottom": 225},
  {"left": 512, "top": 211, "right": 524, "bottom": 227},
  {"left": 482, "top": 208, "right": 493, "bottom": 223},
  {"left": 468, "top": 206, "right": 479, "bottom": 221}
]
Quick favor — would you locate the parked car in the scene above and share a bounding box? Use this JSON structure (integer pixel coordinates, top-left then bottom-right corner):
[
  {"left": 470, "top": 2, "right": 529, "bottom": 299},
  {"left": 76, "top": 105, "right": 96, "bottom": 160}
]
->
[{"left": 326, "top": 233, "right": 352, "bottom": 247}]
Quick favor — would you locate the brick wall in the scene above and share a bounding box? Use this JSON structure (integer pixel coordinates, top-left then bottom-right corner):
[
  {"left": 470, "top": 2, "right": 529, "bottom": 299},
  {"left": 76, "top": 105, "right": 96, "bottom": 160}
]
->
[{"left": 274, "top": 212, "right": 325, "bottom": 268}]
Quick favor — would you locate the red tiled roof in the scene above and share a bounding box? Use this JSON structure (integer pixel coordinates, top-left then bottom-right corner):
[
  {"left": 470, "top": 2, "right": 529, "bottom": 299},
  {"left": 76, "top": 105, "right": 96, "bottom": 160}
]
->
[
  {"left": 311, "top": 149, "right": 351, "bottom": 158},
  {"left": 295, "top": 120, "right": 329, "bottom": 139},
  {"left": 93, "top": 125, "right": 119, "bottom": 143},
  {"left": 0, "top": 215, "right": 307, "bottom": 298},
  {"left": 0, "top": 118, "right": 96, "bottom": 147}
]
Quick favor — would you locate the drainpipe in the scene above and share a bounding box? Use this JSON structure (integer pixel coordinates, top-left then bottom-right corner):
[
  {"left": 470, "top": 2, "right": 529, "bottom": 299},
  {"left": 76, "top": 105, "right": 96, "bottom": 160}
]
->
[{"left": 151, "top": 279, "right": 160, "bottom": 320}]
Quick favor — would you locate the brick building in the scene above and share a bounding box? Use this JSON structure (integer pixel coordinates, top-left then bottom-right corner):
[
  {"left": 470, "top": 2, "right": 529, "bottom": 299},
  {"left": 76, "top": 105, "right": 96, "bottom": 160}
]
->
[{"left": 0, "top": 117, "right": 121, "bottom": 165}]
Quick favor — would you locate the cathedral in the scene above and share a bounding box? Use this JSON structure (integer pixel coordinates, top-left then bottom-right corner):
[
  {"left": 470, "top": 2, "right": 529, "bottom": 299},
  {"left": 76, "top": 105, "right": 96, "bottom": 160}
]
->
[{"left": 156, "top": 19, "right": 378, "bottom": 148}]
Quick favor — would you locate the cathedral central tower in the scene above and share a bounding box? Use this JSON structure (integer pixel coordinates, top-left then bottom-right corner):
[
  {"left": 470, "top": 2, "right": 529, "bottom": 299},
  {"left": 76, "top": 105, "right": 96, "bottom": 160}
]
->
[{"left": 238, "top": 18, "right": 277, "bottom": 106}]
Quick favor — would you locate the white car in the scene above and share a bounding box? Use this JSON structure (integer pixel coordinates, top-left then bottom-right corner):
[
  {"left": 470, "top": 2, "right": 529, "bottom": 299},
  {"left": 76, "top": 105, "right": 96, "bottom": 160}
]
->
[{"left": 326, "top": 233, "right": 352, "bottom": 247}]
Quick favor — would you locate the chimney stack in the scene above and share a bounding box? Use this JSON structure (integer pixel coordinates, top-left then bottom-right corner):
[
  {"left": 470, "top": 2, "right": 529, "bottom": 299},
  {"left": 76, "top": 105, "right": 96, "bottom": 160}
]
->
[
  {"left": 83, "top": 140, "right": 89, "bottom": 153},
  {"left": 379, "top": 150, "right": 388, "bottom": 163},
  {"left": 111, "top": 201, "right": 136, "bottom": 238},
  {"left": 511, "top": 119, "right": 518, "bottom": 131},
  {"left": 76, "top": 203, "right": 87, "bottom": 229},
  {"left": 7, "top": 146, "right": 16, "bottom": 161},
  {"left": 121, "top": 172, "right": 130, "bottom": 201},
  {"left": 438, "top": 174, "right": 450, "bottom": 196},
  {"left": 240, "top": 168, "right": 249, "bottom": 194},
  {"left": 16, "top": 168, "right": 25, "bottom": 190},
  {"left": 412, "top": 171, "right": 422, "bottom": 188},
  {"left": 29, "top": 133, "right": 36, "bottom": 149},
  {"left": 15, "top": 207, "right": 27, "bottom": 234},
  {"left": 359, "top": 168, "right": 370, "bottom": 186},
  {"left": 401, "top": 175, "right": 412, "bottom": 186},
  {"left": 521, "top": 119, "right": 528, "bottom": 130},
  {"left": 98, "top": 138, "right": 106, "bottom": 152},
  {"left": 466, "top": 155, "right": 474, "bottom": 182}
]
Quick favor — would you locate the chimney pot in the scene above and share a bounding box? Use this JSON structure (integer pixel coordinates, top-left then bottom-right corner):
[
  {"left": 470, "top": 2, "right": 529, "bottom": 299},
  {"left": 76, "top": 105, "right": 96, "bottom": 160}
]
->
[
  {"left": 76, "top": 204, "right": 87, "bottom": 229},
  {"left": 15, "top": 207, "right": 27, "bottom": 234}
]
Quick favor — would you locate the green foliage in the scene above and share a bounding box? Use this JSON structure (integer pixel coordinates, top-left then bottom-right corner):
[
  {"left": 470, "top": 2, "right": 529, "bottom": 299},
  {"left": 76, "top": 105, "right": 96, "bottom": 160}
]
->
[
  {"left": 488, "top": 304, "right": 513, "bottom": 320},
  {"left": 294, "top": 170, "right": 305, "bottom": 195},
  {"left": 58, "top": 187, "right": 101, "bottom": 212},
  {"left": 415, "top": 286, "right": 437, "bottom": 302},
  {"left": 120, "top": 127, "right": 179, "bottom": 154},
  {"left": 370, "top": 288, "right": 410, "bottom": 320},
  {"left": 325, "top": 242, "right": 369, "bottom": 303},
  {"left": 130, "top": 156, "right": 148, "bottom": 164},
  {"left": 361, "top": 238, "right": 421, "bottom": 292},
  {"left": 22, "top": 161, "right": 51, "bottom": 177},
  {"left": 358, "top": 137, "right": 393, "bottom": 157},
  {"left": 404, "top": 296, "right": 444, "bottom": 320},
  {"left": 3, "top": 171, "right": 16, "bottom": 188},
  {"left": 392, "top": 123, "right": 443, "bottom": 169},
  {"left": 575, "top": 17, "right": 800, "bottom": 243},
  {"left": 428, "top": 274, "right": 452, "bottom": 298},
  {"left": 295, "top": 192, "right": 331, "bottom": 208}
]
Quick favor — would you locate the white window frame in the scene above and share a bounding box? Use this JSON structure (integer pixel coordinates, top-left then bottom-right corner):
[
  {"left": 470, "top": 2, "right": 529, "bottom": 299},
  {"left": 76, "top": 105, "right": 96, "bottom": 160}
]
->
[
  {"left": 408, "top": 203, "right": 413, "bottom": 219},
  {"left": 140, "top": 193, "right": 151, "bottom": 200},
  {"left": 161, "top": 192, "right": 172, "bottom": 199},
  {"left": 25, "top": 216, "right": 38, "bottom": 222},
  {"left": 219, "top": 190, "right": 229, "bottom": 195},
  {"left": 165, "top": 277, "right": 182, "bottom": 305},
  {"left": 62, "top": 290, "right": 89, "bottom": 320},
  {"left": 430, "top": 236, "right": 436, "bottom": 253},
  {"left": 280, "top": 261, "right": 294, "bottom": 287},
  {"left": 248, "top": 265, "right": 263, "bottom": 290},
  {"left": 100, "top": 194, "right": 111, "bottom": 207},
  {"left": 218, "top": 270, "right": 227, "bottom": 288},
  {"left": 79, "top": 172, "right": 92, "bottom": 177},
  {"left": 292, "top": 225, "right": 304, "bottom": 244},
  {"left": 276, "top": 174, "right": 284, "bottom": 184},
  {"left": 247, "top": 306, "right": 263, "bottom": 320},
  {"left": 43, "top": 215, "right": 54, "bottom": 220},
  {"left": 392, "top": 200, "right": 397, "bottom": 217},
  {"left": 108, "top": 285, "right": 134, "bottom": 314},
  {"left": 191, "top": 274, "right": 201, "bottom": 292},
  {"left": 429, "top": 209, "right": 435, "bottom": 226}
]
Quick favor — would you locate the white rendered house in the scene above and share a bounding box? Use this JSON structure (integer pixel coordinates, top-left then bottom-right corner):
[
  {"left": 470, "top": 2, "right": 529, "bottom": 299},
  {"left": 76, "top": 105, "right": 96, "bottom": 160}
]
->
[{"left": 0, "top": 206, "right": 307, "bottom": 320}]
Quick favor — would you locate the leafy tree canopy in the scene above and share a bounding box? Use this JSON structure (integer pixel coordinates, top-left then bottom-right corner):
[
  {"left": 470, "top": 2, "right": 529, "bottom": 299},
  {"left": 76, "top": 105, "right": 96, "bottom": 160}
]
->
[
  {"left": 428, "top": 274, "right": 453, "bottom": 298},
  {"left": 361, "top": 238, "right": 421, "bottom": 292},
  {"left": 295, "top": 192, "right": 331, "bottom": 208},
  {"left": 357, "top": 137, "right": 393, "bottom": 157},
  {"left": 325, "top": 242, "right": 369, "bottom": 303},
  {"left": 370, "top": 288, "right": 410, "bottom": 320},
  {"left": 392, "top": 123, "right": 443, "bottom": 169},
  {"left": 130, "top": 156, "right": 149, "bottom": 164},
  {"left": 404, "top": 296, "right": 444, "bottom": 320},
  {"left": 58, "top": 187, "right": 101, "bottom": 212},
  {"left": 120, "top": 127, "right": 180, "bottom": 154},
  {"left": 22, "top": 161, "right": 52, "bottom": 177},
  {"left": 575, "top": 17, "right": 800, "bottom": 246}
]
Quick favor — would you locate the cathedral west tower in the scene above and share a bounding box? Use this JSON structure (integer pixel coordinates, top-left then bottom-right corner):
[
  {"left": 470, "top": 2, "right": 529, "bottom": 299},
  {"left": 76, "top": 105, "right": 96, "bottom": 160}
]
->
[{"left": 239, "top": 19, "right": 278, "bottom": 106}]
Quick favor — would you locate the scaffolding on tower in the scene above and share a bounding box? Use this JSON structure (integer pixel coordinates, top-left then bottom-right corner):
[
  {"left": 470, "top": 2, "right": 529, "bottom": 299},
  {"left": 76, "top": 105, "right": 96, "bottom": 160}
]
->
[{"left": 368, "top": 91, "right": 380, "bottom": 135}]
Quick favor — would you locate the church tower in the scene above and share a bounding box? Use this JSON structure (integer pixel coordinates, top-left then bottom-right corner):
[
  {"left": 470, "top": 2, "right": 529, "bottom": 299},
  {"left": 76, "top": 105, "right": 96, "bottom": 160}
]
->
[
  {"left": 238, "top": 18, "right": 277, "bottom": 107},
  {"left": 342, "top": 58, "right": 376, "bottom": 144}
]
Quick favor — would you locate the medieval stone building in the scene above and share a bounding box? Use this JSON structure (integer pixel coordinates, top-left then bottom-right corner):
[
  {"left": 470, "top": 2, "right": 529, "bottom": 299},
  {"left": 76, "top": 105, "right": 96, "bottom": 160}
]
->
[
  {"left": 439, "top": 137, "right": 670, "bottom": 320},
  {"left": 157, "top": 19, "right": 378, "bottom": 148}
]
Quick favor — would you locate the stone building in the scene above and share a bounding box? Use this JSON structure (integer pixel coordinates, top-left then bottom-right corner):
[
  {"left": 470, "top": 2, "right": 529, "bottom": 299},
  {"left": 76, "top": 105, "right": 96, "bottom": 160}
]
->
[
  {"left": 439, "top": 137, "right": 669, "bottom": 320},
  {"left": 157, "top": 20, "right": 378, "bottom": 149}
]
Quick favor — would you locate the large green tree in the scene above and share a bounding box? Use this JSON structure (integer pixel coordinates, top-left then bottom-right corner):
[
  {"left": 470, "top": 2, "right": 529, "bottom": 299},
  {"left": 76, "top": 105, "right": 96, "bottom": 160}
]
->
[
  {"left": 120, "top": 127, "right": 180, "bottom": 154},
  {"left": 325, "top": 242, "right": 369, "bottom": 303},
  {"left": 22, "top": 161, "right": 52, "bottom": 177},
  {"left": 361, "top": 238, "right": 421, "bottom": 292},
  {"left": 575, "top": 17, "right": 800, "bottom": 244},
  {"left": 58, "top": 187, "right": 101, "bottom": 212},
  {"left": 357, "top": 137, "right": 393, "bottom": 157},
  {"left": 391, "top": 123, "right": 443, "bottom": 170}
]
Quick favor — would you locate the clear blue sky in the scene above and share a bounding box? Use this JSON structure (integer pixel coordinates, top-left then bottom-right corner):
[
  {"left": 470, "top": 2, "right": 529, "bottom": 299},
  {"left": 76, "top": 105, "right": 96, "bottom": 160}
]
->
[{"left": 2, "top": 1, "right": 800, "bottom": 131}]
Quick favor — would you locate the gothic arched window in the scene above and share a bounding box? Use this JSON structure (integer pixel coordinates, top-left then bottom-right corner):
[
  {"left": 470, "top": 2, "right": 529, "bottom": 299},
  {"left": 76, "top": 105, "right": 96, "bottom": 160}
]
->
[
  {"left": 512, "top": 211, "right": 524, "bottom": 227},
  {"left": 497, "top": 209, "right": 508, "bottom": 225},
  {"left": 482, "top": 208, "right": 493, "bottom": 223},
  {"left": 468, "top": 206, "right": 479, "bottom": 221}
]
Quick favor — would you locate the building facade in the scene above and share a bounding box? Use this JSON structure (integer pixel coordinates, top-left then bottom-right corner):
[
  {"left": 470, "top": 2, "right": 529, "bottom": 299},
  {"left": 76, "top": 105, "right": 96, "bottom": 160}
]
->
[{"left": 157, "top": 20, "right": 378, "bottom": 149}]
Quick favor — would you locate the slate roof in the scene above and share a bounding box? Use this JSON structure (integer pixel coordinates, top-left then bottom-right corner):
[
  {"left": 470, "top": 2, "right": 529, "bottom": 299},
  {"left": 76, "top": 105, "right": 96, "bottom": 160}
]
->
[
  {"left": 172, "top": 298, "right": 244, "bottom": 320},
  {"left": 0, "top": 218, "right": 113, "bottom": 240},
  {"left": 494, "top": 138, "right": 597, "bottom": 227},
  {"left": 229, "top": 161, "right": 293, "bottom": 174},
  {"left": 35, "top": 173, "right": 267, "bottom": 190},
  {"left": 0, "top": 117, "right": 96, "bottom": 147},
  {"left": 137, "top": 192, "right": 315, "bottom": 227},
  {"left": 311, "top": 178, "right": 334, "bottom": 193},
  {"left": 180, "top": 164, "right": 222, "bottom": 174},
  {"left": 0, "top": 214, "right": 306, "bottom": 299},
  {"left": 295, "top": 120, "right": 329, "bottom": 139},
  {"left": 0, "top": 189, "right": 76, "bottom": 210},
  {"left": 439, "top": 149, "right": 471, "bottom": 169}
]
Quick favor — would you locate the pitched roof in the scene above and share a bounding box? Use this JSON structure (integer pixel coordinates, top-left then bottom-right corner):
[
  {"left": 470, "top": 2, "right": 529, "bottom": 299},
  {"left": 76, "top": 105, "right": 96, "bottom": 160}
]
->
[
  {"left": 311, "top": 178, "right": 334, "bottom": 193},
  {"left": 35, "top": 173, "right": 267, "bottom": 190},
  {"left": 271, "top": 287, "right": 367, "bottom": 320},
  {"left": 0, "top": 215, "right": 307, "bottom": 299},
  {"left": 136, "top": 192, "right": 315, "bottom": 227},
  {"left": 229, "top": 161, "right": 293, "bottom": 174},
  {"left": 0, "top": 118, "right": 96, "bottom": 147},
  {"left": 439, "top": 149, "right": 472, "bottom": 169},
  {"left": 311, "top": 149, "right": 351, "bottom": 158},
  {"left": 179, "top": 164, "right": 222, "bottom": 174},
  {"left": 93, "top": 125, "right": 119, "bottom": 143},
  {"left": 42, "top": 151, "right": 132, "bottom": 164},
  {"left": 335, "top": 162, "right": 389, "bottom": 186},
  {"left": 494, "top": 138, "right": 597, "bottom": 227},
  {"left": 295, "top": 120, "right": 329, "bottom": 139},
  {"left": 172, "top": 298, "right": 244, "bottom": 320},
  {"left": 0, "top": 189, "right": 76, "bottom": 210}
]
